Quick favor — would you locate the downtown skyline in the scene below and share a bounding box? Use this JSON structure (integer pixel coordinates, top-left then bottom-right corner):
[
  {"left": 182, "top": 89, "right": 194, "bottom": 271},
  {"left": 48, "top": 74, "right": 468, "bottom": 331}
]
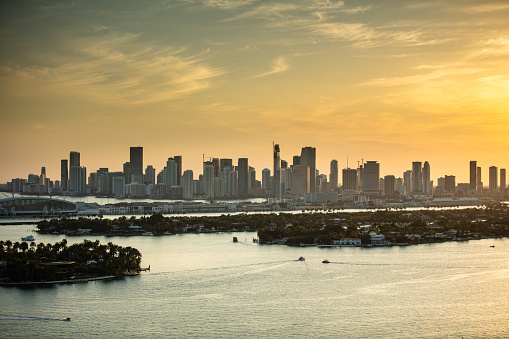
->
[{"left": 1, "top": 1, "right": 508, "bottom": 184}]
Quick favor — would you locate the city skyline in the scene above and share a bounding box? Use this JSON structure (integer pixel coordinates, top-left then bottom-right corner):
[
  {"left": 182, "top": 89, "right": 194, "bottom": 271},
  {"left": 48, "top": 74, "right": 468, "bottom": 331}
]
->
[{"left": 1, "top": 1, "right": 508, "bottom": 184}]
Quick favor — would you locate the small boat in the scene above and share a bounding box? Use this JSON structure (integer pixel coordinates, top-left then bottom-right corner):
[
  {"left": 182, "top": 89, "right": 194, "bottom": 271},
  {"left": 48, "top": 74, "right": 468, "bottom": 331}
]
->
[
  {"left": 322, "top": 259, "right": 330, "bottom": 264},
  {"left": 233, "top": 237, "right": 238, "bottom": 242},
  {"left": 21, "top": 235, "right": 35, "bottom": 242},
  {"left": 297, "top": 257, "right": 305, "bottom": 261},
  {"left": 490, "top": 245, "right": 495, "bottom": 248},
  {"left": 141, "top": 232, "right": 154, "bottom": 236}
]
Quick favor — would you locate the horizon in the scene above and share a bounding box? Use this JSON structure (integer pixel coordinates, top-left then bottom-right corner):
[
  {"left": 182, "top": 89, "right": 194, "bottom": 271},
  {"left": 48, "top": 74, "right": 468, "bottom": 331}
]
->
[{"left": 1, "top": 1, "right": 508, "bottom": 185}]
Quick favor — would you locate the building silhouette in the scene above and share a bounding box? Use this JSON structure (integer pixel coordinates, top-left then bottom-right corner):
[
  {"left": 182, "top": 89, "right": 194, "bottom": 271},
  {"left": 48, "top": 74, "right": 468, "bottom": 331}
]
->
[
  {"left": 330, "top": 160, "right": 338, "bottom": 190},
  {"left": 300, "top": 147, "right": 316, "bottom": 193},
  {"left": 130, "top": 147, "right": 143, "bottom": 183}
]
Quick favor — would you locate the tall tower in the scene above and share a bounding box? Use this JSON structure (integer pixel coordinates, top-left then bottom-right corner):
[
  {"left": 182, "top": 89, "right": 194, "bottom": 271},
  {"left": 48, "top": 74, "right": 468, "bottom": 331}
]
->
[
  {"left": 273, "top": 144, "right": 281, "bottom": 200},
  {"left": 500, "top": 169, "right": 506, "bottom": 192},
  {"left": 183, "top": 170, "right": 194, "bottom": 199},
  {"left": 363, "top": 161, "right": 380, "bottom": 196},
  {"left": 69, "top": 151, "right": 80, "bottom": 167},
  {"left": 330, "top": 160, "right": 338, "bottom": 190},
  {"left": 300, "top": 147, "right": 316, "bottom": 193},
  {"left": 61, "top": 159, "right": 68, "bottom": 192},
  {"left": 130, "top": 147, "right": 143, "bottom": 183},
  {"left": 238, "top": 158, "right": 249, "bottom": 197},
  {"left": 174, "top": 156, "right": 182, "bottom": 185},
  {"left": 412, "top": 161, "right": 422, "bottom": 194},
  {"left": 469, "top": 161, "right": 477, "bottom": 191},
  {"left": 204, "top": 165, "right": 215, "bottom": 198},
  {"left": 489, "top": 166, "right": 498, "bottom": 191},
  {"left": 422, "top": 161, "right": 430, "bottom": 195}
]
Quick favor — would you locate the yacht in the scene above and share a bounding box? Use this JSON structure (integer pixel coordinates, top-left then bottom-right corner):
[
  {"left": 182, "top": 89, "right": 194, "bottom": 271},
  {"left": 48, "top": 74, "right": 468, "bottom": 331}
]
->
[{"left": 21, "top": 235, "right": 35, "bottom": 242}]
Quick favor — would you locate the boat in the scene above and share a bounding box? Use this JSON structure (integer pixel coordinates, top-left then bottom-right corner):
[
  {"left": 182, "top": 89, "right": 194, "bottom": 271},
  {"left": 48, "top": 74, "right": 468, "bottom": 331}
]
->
[
  {"left": 141, "top": 232, "right": 153, "bottom": 236},
  {"left": 297, "top": 257, "right": 305, "bottom": 261},
  {"left": 21, "top": 235, "right": 35, "bottom": 242},
  {"left": 322, "top": 259, "right": 330, "bottom": 264},
  {"left": 233, "top": 237, "right": 238, "bottom": 242},
  {"left": 490, "top": 245, "right": 495, "bottom": 248}
]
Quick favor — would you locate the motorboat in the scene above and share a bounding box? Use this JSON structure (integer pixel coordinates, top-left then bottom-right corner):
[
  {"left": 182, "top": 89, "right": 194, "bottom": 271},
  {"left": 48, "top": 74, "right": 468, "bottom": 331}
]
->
[
  {"left": 21, "top": 235, "right": 35, "bottom": 242},
  {"left": 297, "top": 257, "right": 305, "bottom": 261},
  {"left": 322, "top": 259, "right": 330, "bottom": 264},
  {"left": 141, "top": 232, "right": 154, "bottom": 236}
]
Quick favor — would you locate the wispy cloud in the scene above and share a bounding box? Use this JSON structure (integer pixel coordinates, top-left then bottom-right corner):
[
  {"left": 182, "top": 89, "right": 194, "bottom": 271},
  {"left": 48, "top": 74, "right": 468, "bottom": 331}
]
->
[
  {"left": 0, "top": 31, "right": 223, "bottom": 104},
  {"left": 252, "top": 56, "right": 290, "bottom": 78},
  {"left": 341, "top": 5, "right": 372, "bottom": 14},
  {"left": 462, "top": 3, "right": 509, "bottom": 14}
]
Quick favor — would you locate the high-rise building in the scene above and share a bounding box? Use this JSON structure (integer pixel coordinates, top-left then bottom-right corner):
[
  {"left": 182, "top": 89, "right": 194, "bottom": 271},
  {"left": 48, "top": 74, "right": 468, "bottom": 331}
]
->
[
  {"left": 273, "top": 144, "right": 281, "bottom": 199},
  {"left": 220, "top": 166, "right": 231, "bottom": 197},
  {"left": 204, "top": 165, "right": 214, "bottom": 198},
  {"left": 292, "top": 165, "right": 310, "bottom": 195},
  {"left": 281, "top": 160, "right": 288, "bottom": 169},
  {"left": 144, "top": 165, "right": 156, "bottom": 185},
  {"left": 130, "top": 147, "right": 143, "bottom": 183},
  {"left": 300, "top": 147, "right": 316, "bottom": 193},
  {"left": 500, "top": 169, "right": 506, "bottom": 192},
  {"left": 70, "top": 151, "right": 80, "bottom": 167},
  {"left": 445, "top": 175, "right": 455, "bottom": 194},
  {"left": 123, "top": 162, "right": 131, "bottom": 185},
  {"left": 262, "top": 168, "right": 271, "bottom": 191},
  {"left": 403, "top": 170, "right": 412, "bottom": 196},
  {"left": 384, "top": 175, "right": 395, "bottom": 196},
  {"left": 470, "top": 161, "right": 477, "bottom": 190},
  {"left": 212, "top": 158, "right": 220, "bottom": 177},
  {"left": 174, "top": 156, "right": 182, "bottom": 185},
  {"left": 69, "top": 166, "right": 86, "bottom": 195},
  {"left": 489, "top": 166, "right": 498, "bottom": 191},
  {"left": 412, "top": 161, "right": 422, "bottom": 194},
  {"left": 293, "top": 155, "right": 300, "bottom": 166},
  {"left": 61, "top": 159, "right": 68, "bottom": 192},
  {"left": 422, "top": 161, "right": 430, "bottom": 195},
  {"left": 476, "top": 167, "right": 483, "bottom": 194},
  {"left": 363, "top": 161, "right": 380, "bottom": 196},
  {"left": 183, "top": 170, "right": 193, "bottom": 199},
  {"left": 238, "top": 158, "right": 249, "bottom": 197},
  {"left": 220, "top": 159, "right": 233, "bottom": 171},
  {"left": 112, "top": 176, "right": 126, "bottom": 198},
  {"left": 330, "top": 160, "right": 338, "bottom": 190},
  {"left": 164, "top": 158, "right": 178, "bottom": 187},
  {"left": 342, "top": 168, "right": 357, "bottom": 195},
  {"left": 230, "top": 170, "right": 238, "bottom": 196}
]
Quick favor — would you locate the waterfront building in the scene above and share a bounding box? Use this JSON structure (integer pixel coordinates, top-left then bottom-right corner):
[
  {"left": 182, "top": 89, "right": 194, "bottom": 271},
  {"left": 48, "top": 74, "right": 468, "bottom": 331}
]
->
[
  {"left": 300, "top": 147, "right": 316, "bottom": 193},
  {"left": 238, "top": 158, "right": 249, "bottom": 197},
  {"left": 183, "top": 170, "right": 193, "bottom": 199},
  {"left": 363, "top": 161, "right": 380, "bottom": 196},
  {"left": 69, "top": 166, "right": 86, "bottom": 195},
  {"left": 61, "top": 159, "right": 68, "bottom": 192},
  {"left": 127, "top": 182, "right": 146, "bottom": 198},
  {"left": 403, "top": 170, "right": 412, "bottom": 196},
  {"left": 204, "top": 165, "right": 215, "bottom": 198},
  {"left": 422, "top": 161, "right": 431, "bottom": 195},
  {"left": 470, "top": 161, "right": 477, "bottom": 191},
  {"left": 113, "top": 176, "right": 126, "bottom": 198},
  {"left": 274, "top": 144, "right": 281, "bottom": 200},
  {"left": 130, "top": 147, "right": 143, "bottom": 184},
  {"left": 489, "top": 166, "right": 498, "bottom": 191},
  {"left": 501, "top": 169, "right": 506, "bottom": 192},
  {"left": 0, "top": 197, "right": 77, "bottom": 216},
  {"left": 330, "top": 160, "right": 338, "bottom": 190},
  {"left": 412, "top": 161, "right": 422, "bottom": 194}
]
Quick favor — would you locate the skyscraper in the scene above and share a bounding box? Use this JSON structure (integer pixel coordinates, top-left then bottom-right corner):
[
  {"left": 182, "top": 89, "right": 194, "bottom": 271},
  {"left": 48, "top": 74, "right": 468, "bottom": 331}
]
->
[
  {"left": 262, "top": 168, "right": 271, "bottom": 191},
  {"left": 445, "top": 175, "right": 455, "bottom": 194},
  {"left": 220, "top": 158, "right": 233, "bottom": 171},
  {"left": 489, "top": 166, "right": 498, "bottom": 191},
  {"left": 69, "top": 151, "right": 80, "bottom": 167},
  {"left": 470, "top": 161, "right": 477, "bottom": 191},
  {"left": 403, "top": 170, "right": 412, "bottom": 196},
  {"left": 183, "top": 170, "right": 194, "bottom": 199},
  {"left": 130, "top": 147, "right": 143, "bottom": 183},
  {"left": 61, "top": 159, "right": 68, "bottom": 192},
  {"left": 238, "top": 158, "right": 249, "bottom": 197},
  {"left": 273, "top": 144, "right": 281, "bottom": 199},
  {"left": 144, "top": 165, "right": 156, "bottom": 185},
  {"left": 342, "top": 168, "right": 357, "bottom": 194},
  {"left": 363, "top": 161, "right": 380, "bottom": 196},
  {"left": 412, "top": 161, "right": 422, "bottom": 194},
  {"left": 300, "top": 147, "right": 316, "bottom": 193},
  {"left": 330, "top": 160, "right": 338, "bottom": 190},
  {"left": 174, "top": 156, "right": 182, "bottom": 185},
  {"left": 500, "top": 169, "right": 506, "bottom": 192},
  {"left": 422, "top": 161, "right": 430, "bottom": 195},
  {"left": 384, "top": 175, "right": 395, "bottom": 196},
  {"left": 204, "top": 165, "right": 214, "bottom": 198}
]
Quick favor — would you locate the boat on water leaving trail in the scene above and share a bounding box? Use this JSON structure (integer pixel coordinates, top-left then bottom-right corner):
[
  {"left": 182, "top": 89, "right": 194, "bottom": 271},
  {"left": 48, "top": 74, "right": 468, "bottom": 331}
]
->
[
  {"left": 21, "top": 235, "right": 35, "bottom": 242},
  {"left": 297, "top": 257, "right": 305, "bottom": 261},
  {"left": 322, "top": 259, "right": 330, "bottom": 264}
]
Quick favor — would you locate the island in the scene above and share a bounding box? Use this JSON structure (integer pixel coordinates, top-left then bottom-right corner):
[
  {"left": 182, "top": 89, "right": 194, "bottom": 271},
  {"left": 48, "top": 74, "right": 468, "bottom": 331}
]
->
[
  {"left": 34, "top": 203, "right": 509, "bottom": 246},
  {"left": 0, "top": 239, "right": 141, "bottom": 285}
]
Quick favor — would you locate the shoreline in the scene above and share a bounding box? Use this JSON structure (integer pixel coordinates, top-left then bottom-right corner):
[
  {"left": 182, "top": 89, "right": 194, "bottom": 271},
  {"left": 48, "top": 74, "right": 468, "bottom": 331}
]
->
[{"left": 0, "top": 275, "right": 116, "bottom": 287}]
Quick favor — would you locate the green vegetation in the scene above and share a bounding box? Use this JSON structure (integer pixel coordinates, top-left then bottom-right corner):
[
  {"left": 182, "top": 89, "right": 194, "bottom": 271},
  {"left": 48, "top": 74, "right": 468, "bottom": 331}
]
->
[{"left": 0, "top": 239, "right": 141, "bottom": 283}]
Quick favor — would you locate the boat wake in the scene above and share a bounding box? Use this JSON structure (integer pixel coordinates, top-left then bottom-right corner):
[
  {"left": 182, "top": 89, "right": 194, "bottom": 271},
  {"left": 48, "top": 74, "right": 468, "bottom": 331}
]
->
[{"left": 0, "top": 316, "right": 71, "bottom": 322}]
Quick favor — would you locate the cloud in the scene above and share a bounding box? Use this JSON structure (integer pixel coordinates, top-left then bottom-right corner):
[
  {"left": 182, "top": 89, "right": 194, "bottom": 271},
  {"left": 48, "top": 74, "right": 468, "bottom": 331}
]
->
[
  {"left": 341, "top": 6, "right": 372, "bottom": 14},
  {"left": 252, "top": 56, "right": 290, "bottom": 78},
  {"left": 462, "top": 3, "right": 509, "bottom": 14},
  {"left": 0, "top": 31, "right": 223, "bottom": 105},
  {"left": 221, "top": 3, "right": 297, "bottom": 22}
]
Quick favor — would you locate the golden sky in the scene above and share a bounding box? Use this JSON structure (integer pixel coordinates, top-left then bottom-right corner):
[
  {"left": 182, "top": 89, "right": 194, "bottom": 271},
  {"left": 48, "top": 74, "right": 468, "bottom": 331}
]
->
[{"left": 1, "top": 0, "right": 508, "bottom": 185}]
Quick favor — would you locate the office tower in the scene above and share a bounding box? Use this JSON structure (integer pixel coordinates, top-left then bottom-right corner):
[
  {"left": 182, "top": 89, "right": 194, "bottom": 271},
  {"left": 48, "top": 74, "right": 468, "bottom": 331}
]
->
[
  {"left": 123, "top": 162, "right": 131, "bottom": 185},
  {"left": 293, "top": 155, "right": 300, "bottom": 166},
  {"left": 164, "top": 158, "right": 178, "bottom": 187},
  {"left": 285, "top": 167, "right": 293, "bottom": 193},
  {"left": 292, "top": 165, "right": 310, "bottom": 195},
  {"left": 412, "top": 161, "right": 422, "bottom": 193},
  {"left": 342, "top": 168, "right": 357, "bottom": 195},
  {"left": 212, "top": 158, "right": 220, "bottom": 177},
  {"left": 113, "top": 176, "right": 126, "bottom": 198},
  {"left": 220, "top": 158, "right": 233, "bottom": 171},
  {"left": 204, "top": 165, "right": 214, "bottom": 198},
  {"left": 214, "top": 178, "right": 224, "bottom": 198},
  {"left": 220, "top": 166, "right": 231, "bottom": 197},
  {"left": 130, "top": 147, "right": 143, "bottom": 183},
  {"left": 238, "top": 158, "right": 249, "bottom": 197},
  {"left": 230, "top": 170, "right": 238, "bottom": 196},
  {"left": 445, "top": 175, "right": 455, "bottom": 194},
  {"left": 281, "top": 160, "right": 288, "bottom": 169},
  {"left": 262, "top": 168, "right": 271, "bottom": 191},
  {"left": 144, "top": 165, "right": 156, "bottom": 185},
  {"left": 330, "top": 160, "right": 338, "bottom": 190},
  {"left": 500, "top": 169, "right": 506, "bottom": 191},
  {"left": 300, "top": 147, "right": 316, "bottom": 193},
  {"left": 470, "top": 161, "right": 477, "bottom": 190},
  {"left": 249, "top": 167, "right": 257, "bottom": 190},
  {"left": 403, "top": 170, "right": 412, "bottom": 196},
  {"left": 384, "top": 175, "right": 395, "bottom": 196},
  {"left": 274, "top": 144, "right": 281, "bottom": 199},
  {"left": 183, "top": 170, "right": 194, "bottom": 199},
  {"left": 61, "top": 159, "right": 68, "bottom": 192},
  {"left": 489, "top": 166, "right": 498, "bottom": 191},
  {"left": 70, "top": 151, "right": 80, "bottom": 167},
  {"left": 69, "top": 166, "right": 86, "bottom": 194},
  {"left": 174, "top": 156, "right": 182, "bottom": 185},
  {"left": 363, "top": 161, "right": 380, "bottom": 195},
  {"left": 422, "top": 161, "right": 430, "bottom": 195}
]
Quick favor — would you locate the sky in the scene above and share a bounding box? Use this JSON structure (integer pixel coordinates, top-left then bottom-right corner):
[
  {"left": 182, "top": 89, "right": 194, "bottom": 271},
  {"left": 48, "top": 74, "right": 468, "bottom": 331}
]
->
[{"left": 1, "top": 0, "right": 508, "bottom": 185}]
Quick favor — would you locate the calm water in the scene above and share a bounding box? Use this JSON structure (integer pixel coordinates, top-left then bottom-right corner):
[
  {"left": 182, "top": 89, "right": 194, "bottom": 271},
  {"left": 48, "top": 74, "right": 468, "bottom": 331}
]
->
[{"left": 1, "top": 225, "right": 508, "bottom": 338}]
